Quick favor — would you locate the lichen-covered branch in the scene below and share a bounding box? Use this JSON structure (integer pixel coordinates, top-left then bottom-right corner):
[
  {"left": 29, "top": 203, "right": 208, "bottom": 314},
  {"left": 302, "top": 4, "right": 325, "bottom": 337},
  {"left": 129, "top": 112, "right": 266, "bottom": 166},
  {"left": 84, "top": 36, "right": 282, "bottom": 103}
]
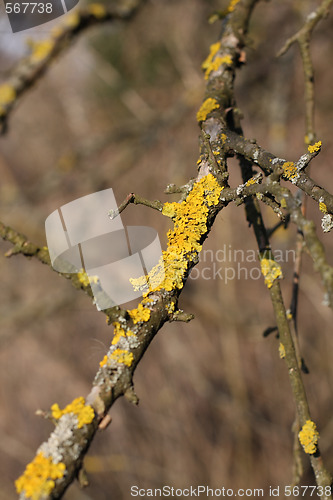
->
[
  {"left": 0, "top": 0, "right": 146, "bottom": 134},
  {"left": 14, "top": 171, "right": 226, "bottom": 499},
  {"left": 194, "top": 0, "right": 333, "bottom": 495},
  {"left": 108, "top": 192, "right": 163, "bottom": 220},
  {"left": 277, "top": 1, "right": 333, "bottom": 356},
  {"left": 278, "top": 0, "right": 333, "bottom": 143},
  {"left": 6, "top": 0, "right": 333, "bottom": 498},
  {"left": 0, "top": 220, "right": 123, "bottom": 323}
]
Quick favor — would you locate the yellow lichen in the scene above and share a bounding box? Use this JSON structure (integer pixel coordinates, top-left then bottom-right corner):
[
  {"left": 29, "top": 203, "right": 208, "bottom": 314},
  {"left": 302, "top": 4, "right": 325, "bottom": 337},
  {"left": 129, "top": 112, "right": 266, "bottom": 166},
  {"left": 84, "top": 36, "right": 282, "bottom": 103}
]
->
[
  {"left": 128, "top": 303, "right": 151, "bottom": 324},
  {"left": 228, "top": 0, "right": 241, "bottom": 12},
  {"left": 260, "top": 256, "right": 283, "bottom": 289},
  {"left": 110, "top": 348, "right": 134, "bottom": 367},
  {"left": 77, "top": 269, "right": 99, "bottom": 287},
  {"left": 15, "top": 452, "right": 66, "bottom": 500},
  {"left": 196, "top": 98, "right": 220, "bottom": 122},
  {"left": 30, "top": 40, "right": 55, "bottom": 63},
  {"left": 202, "top": 42, "right": 221, "bottom": 71},
  {"left": 282, "top": 161, "right": 298, "bottom": 182},
  {"left": 51, "top": 26, "right": 63, "bottom": 38},
  {"left": 88, "top": 3, "right": 107, "bottom": 18},
  {"left": 308, "top": 141, "right": 322, "bottom": 154},
  {"left": 204, "top": 55, "right": 233, "bottom": 80},
  {"left": 130, "top": 174, "right": 223, "bottom": 295},
  {"left": 201, "top": 41, "right": 231, "bottom": 80},
  {"left": 0, "top": 84, "right": 16, "bottom": 114},
  {"left": 111, "top": 322, "right": 134, "bottom": 345},
  {"left": 319, "top": 201, "right": 327, "bottom": 214},
  {"left": 111, "top": 321, "right": 126, "bottom": 345},
  {"left": 299, "top": 420, "right": 319, "bottom": 455},
  {"left": 278, "top": 343, "right": 285, "bottom": 359},
  {"left": 99, "top": 355, "right": 108, "bottom": 367},
  {"left": 64, "top": 12, "right": 80, "bottom": 28},
  {"left": 162, "top": 203, "right": 178, "bottom": 219},
  {"left": 51, "top": 397, "right": 94, "bottom": 429},
  {"left": 166, "top": 302, "right": 175, "bottom": 314},
  {"left": 245, "top": 177, "right": 257, "bottom": 186},
  {"left": 280, "top": 198, "right": 287, "bottom": 209}
]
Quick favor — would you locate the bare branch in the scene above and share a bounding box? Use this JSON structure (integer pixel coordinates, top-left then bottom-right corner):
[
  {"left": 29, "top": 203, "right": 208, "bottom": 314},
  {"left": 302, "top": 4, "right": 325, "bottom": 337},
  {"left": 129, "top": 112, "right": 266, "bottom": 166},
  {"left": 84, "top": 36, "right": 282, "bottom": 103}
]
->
[
  {"left": 108, "top": 192, "right": 163, "bottom": 219},
  {"left": 0, "top": 0, "right": 146, "bottom": 134}
]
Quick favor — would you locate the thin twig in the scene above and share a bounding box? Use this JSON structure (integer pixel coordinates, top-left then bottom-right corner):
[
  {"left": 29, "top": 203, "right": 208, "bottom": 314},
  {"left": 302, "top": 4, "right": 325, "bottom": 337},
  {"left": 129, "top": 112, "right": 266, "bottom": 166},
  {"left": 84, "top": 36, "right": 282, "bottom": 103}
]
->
[
  {"left": 0, "top": 0, "right": 146, "bottom": 134},
  {"left": 108, "top": 193, "right": 163, "bottom": 219}
]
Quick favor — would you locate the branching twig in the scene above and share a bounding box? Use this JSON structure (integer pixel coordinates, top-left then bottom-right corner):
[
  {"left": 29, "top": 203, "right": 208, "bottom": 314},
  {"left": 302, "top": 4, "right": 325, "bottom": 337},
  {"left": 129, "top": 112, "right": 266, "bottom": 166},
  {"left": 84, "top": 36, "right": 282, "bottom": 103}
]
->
[
  {"left": 278, "top": 0, "right": 333, "bottom": 143},
  {"left": 108, "top": 193, "right": 163, "bottom": 219},
  {"left": 0, "top": 0, "right": 146, "bottom": 134},
  {"left": 0, "top": 220, "right": 124, "bottom": 323},
  {"left": 197, "top": 0, "right": 333, "bottom": 493}
]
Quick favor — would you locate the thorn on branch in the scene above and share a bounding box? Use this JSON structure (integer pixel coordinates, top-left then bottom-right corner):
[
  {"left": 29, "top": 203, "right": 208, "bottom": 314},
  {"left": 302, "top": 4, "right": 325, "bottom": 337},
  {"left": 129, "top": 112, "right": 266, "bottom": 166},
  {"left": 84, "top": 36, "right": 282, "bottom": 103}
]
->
[
  {"left": 78, "top": 467, "right": 89, "bottom": 489},
  {"left": 170, "top": 310, "right": 194, "bottom": 323},
  {"left": 4, "top": 245, "right": 22, "bottom": 257},
  {"left": 35, "top": 409, "right": 58, "bottom": 426},
  {"left": 124, "top": 385, "right": 139, "bottom": 405},
  {"left": 98, "top": 414, "right": 112, "bottom": 430},
  {"left": 35, "top": 409, "right": 50, "bottom": 419},
  {"left": 262, "top": 326, "right": 278, "bottom": 338}
]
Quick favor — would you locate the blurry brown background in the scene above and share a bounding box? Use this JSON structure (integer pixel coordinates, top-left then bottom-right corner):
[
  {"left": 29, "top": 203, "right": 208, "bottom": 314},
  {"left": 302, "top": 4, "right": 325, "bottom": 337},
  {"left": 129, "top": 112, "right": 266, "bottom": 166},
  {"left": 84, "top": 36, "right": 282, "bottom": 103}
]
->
[{"left": 1, "top": 0, "right": 333, "bottom": 498}]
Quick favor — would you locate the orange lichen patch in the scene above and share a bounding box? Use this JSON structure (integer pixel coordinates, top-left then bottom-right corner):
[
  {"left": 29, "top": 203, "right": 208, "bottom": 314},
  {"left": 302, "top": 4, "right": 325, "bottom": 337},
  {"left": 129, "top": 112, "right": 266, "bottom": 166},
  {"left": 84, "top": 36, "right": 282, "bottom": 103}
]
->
[
  {"left": 228, "top": 0, "right": 241, "bottom": 12},
  {"left": 15, "top": 452, "right": 66, "bottom": 500},
  {"left": 166, "top": 301, "right": 175, "bottom": 314},
  {"left": 202, "top": 41, "right": 232, "bottom": 80},
  {"left": 51, "top": 397, "right": 94, "bottom": 429},
  {"left": 77, "top": 269, "right": 99, "bottom": 287},
  {"left": 282, "top": 162, "right": 298, "bottom": 182},
  {"left": 280, "top": 198, "right": 287, "bottom": 209},
  {"left": 162, "top": 203, "right": 177, "bottom": 219},
  {"left": 111, "top": 322, "right": 134, "bottom": 345},
  {"left": 299, "top": 420, "right": 319, "bottom": 454},
  {"left": 0, "top": 84, "right": 16, "bottom": 103},
  {"left": 278, "top": 343, "right": 285, "bottom": 359},
  {"left": 30, "top": 40, "right": 55, "bottom": 63},
  {"left": 245, "top": 177, "right": 257, "bottom": 186},
  {"left": 88, "top": 3, "right": 107, "bottom": 18},
  {"left": 99, "top": 355, "right": 108, "bottom": 367},
  {"left": 196, "top": 98, "right": 220, "bottom": 122},
  {"left": 260, "top": 256, "right": 283, "bottom": 288},
  {"left": 64, "top": 12, "right": 80, "bottom": 28},
  {"left": 128, "top": 303, "right": 151, "bottom": 324},
  {"left": 308, "top": 141, "right": 322, "bottom": 154},
  {"left": 110, "top": 348, "right": 134, "bottom": 367},
  {"left": 202, "top": 42, "right": 221, "bottom": 71},
  {"left": 204, "top": 55, "right": 232, "bottom": 80},
  {"left": 319, "top": 197, "right": 327, "bottom": 214},
  {"left": 130, "top": 174, "right": 223, "bottom": 294},
  {"left": 0, "top": 84, "right": 16, "bottom": 115}
]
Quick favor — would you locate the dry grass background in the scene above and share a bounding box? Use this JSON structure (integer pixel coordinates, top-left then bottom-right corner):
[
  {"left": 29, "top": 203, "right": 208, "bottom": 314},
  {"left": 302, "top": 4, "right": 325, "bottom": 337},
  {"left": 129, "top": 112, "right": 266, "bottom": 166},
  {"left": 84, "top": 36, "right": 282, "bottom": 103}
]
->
[{"left": 0, "top": 0, "right": 333, "bottom": 498}]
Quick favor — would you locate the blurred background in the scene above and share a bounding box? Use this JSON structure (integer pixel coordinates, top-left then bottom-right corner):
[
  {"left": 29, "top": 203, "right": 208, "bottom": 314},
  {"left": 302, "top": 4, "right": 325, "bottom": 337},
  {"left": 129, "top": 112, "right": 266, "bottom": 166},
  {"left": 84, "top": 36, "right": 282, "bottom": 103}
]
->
[{"left": 1, "top": 0, "right": 333, "bottom": 498}]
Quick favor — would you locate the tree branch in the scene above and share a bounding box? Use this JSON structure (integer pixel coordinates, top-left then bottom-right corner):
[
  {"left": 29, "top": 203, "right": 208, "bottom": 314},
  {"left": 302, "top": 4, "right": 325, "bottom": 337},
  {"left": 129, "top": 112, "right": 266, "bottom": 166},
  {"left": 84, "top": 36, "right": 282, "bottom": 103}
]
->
[{"left": 0, "top": 0, "right": 146, "bottom": 134}]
